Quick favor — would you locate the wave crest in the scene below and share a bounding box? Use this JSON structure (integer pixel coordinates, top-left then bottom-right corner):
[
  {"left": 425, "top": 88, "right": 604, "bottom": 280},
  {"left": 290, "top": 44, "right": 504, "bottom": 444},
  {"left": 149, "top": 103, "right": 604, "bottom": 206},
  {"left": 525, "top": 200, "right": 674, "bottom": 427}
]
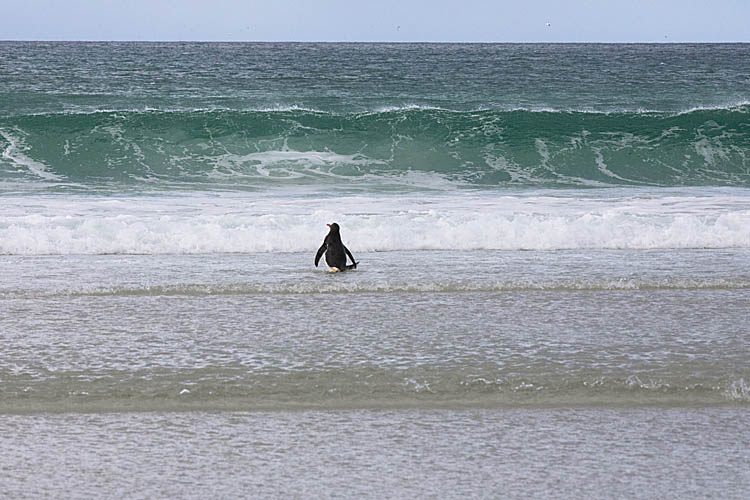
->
[{"left": 1, "top": 106, "right": 749, "bottom": 188}]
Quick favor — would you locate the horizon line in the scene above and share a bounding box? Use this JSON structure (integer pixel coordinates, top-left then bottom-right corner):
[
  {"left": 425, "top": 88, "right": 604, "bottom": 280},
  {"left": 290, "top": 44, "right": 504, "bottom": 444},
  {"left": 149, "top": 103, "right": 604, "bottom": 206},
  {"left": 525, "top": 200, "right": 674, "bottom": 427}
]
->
[{"left": 2, "top": 39, "right": 749, "bottom": 44}]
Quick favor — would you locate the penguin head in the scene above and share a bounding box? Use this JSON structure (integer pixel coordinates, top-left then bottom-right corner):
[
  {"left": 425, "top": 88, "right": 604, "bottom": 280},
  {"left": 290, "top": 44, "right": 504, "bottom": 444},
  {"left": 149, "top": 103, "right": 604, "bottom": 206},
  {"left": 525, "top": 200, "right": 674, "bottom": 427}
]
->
[{"left": 326, "top": 222, "right": 340, "bottom": 233}]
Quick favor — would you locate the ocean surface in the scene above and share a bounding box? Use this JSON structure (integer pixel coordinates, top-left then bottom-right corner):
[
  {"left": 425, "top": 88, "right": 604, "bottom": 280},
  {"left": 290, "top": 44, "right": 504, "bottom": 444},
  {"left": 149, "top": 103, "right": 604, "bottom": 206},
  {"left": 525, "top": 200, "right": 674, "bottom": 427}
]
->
[{"left": 1, "top": 42, "right": 749, "bottom": 498}]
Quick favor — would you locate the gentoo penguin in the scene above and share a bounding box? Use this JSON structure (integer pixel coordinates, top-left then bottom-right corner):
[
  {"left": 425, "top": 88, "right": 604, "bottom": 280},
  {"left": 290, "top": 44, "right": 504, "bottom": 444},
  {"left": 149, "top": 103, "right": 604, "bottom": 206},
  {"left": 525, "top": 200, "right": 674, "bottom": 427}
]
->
[{"left": 314, "top": 223, "right": 358, "bottom": 272}]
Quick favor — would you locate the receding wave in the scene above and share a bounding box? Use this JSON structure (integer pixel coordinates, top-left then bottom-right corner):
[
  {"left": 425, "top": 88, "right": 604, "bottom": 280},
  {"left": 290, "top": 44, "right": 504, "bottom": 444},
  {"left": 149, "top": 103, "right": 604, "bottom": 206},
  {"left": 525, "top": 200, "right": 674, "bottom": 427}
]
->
[
  {"left": 1, "top": 368, "right": 747, "bottom": 413},
  {"left": 5, "top": 277, "right": 749, "bottom": 299},
  {"left": 1, "top": 105, "right": 749, "bottom": 189}
]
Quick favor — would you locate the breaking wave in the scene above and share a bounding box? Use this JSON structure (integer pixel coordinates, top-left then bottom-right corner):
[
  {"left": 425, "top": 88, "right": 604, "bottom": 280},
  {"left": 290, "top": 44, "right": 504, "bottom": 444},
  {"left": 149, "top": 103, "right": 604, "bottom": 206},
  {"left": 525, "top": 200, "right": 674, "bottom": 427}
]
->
[
  {"left": 2, "top": 198, "right": 750, "bottom": 254},
  {"left": 1, "top": 105, "right": 749, "bottom": 189}
]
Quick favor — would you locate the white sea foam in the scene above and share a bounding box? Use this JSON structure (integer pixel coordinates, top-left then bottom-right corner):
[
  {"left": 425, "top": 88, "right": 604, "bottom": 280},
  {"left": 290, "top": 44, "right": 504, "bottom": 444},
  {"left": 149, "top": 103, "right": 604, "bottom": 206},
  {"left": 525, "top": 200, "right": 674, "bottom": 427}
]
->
[
  {"left": 673, "top": 99, "right": 750, "bottom": 116},
  {"left": 2, "top": 190, "right": 750, "bottom": 255},
  {"left": 724, "top": 378, "right": 750, "bottom": 402},
  {"left": 207, "top": 147, "right": 387, "bottom": 180},
  {"left": 369, "top": 104, "right": 448, "bottom": 114},
  {"left": 0, "top": 128, "right": 64, "bottom": 181}
]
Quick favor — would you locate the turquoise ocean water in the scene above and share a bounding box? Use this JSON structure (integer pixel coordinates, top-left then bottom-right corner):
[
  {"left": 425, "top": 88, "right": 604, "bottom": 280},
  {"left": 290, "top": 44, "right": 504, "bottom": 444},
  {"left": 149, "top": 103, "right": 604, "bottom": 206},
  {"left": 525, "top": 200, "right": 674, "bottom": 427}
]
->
[{"left": 1, "top": 43, "right": 749, "bottom": 498}]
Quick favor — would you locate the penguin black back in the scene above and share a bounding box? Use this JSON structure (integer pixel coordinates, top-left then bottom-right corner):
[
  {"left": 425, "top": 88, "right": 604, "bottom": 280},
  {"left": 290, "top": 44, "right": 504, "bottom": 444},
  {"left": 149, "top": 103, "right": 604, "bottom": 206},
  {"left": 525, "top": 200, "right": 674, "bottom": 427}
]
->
[{"left": 314, "top": 223, "right": 358, "bottom": 272}]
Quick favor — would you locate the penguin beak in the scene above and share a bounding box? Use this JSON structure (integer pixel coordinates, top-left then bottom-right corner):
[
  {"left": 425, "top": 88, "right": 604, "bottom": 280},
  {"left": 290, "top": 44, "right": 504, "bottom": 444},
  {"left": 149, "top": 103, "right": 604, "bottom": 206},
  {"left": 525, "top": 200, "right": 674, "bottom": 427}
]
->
[{"left": 326, "top": 223, "right": 331, "bottom": 227}]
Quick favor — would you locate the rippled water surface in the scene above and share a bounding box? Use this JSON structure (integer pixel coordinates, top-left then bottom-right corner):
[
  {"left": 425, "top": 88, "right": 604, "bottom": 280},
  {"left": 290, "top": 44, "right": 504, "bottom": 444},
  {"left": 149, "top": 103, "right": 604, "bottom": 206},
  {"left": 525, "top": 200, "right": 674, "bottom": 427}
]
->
[{"left": 1, "top": 409, "right": 748, "bottom": 499}]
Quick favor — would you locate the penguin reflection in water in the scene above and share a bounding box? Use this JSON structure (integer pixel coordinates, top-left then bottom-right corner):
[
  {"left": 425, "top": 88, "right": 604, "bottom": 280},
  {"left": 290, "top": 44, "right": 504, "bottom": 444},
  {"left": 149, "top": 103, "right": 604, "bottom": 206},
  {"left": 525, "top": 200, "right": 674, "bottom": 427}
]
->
[{"left": 315, "top": 223, "right": 358, "bottom": 272}]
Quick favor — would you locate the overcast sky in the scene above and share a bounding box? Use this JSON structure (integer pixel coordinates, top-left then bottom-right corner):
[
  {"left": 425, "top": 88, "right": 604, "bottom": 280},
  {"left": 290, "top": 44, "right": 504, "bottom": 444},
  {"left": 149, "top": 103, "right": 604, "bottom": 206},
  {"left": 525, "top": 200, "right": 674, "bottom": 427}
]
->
[{"left": 3, "top": 0, "right": 749, "bottom": 42}]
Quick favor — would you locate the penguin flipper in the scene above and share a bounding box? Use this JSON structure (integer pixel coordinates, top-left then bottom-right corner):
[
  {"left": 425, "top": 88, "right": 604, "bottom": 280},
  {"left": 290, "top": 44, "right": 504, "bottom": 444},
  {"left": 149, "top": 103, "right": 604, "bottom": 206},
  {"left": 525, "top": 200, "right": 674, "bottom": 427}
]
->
[
  {"left": 314, "top": 243, "right": 327, "bottom": 267},
  {"left": 344, "top": 245, "right": 357, "bottom": 268}
]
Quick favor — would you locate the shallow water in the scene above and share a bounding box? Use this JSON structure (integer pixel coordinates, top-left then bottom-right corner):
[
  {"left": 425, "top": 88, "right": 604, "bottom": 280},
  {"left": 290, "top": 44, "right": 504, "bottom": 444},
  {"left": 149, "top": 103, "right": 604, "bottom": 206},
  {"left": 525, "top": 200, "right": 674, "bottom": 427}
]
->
[
  {"left": 1, "top": 408, "right": 749, "bottom": 499},
  {"left": 3, "top": 249, "right": 749, "bottom": 413}
]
